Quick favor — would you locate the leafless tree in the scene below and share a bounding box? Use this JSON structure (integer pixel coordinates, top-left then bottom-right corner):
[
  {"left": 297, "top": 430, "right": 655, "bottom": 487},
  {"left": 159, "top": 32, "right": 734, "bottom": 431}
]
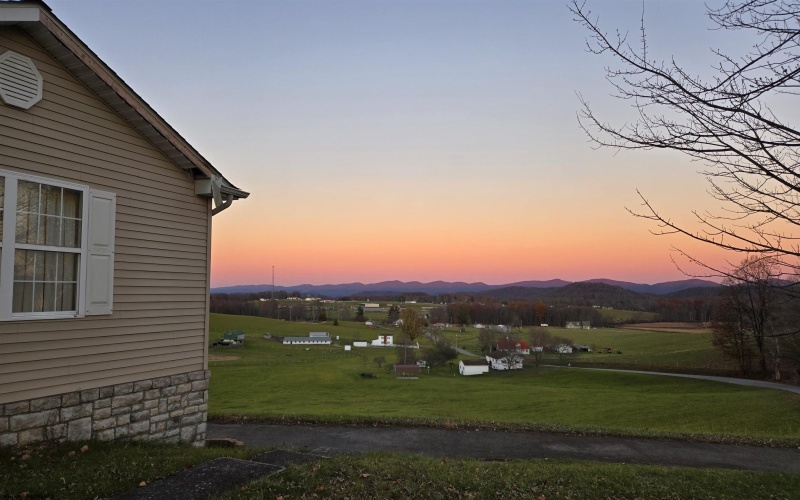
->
[
  {"left": 528, "top": 327, "right": 552, "bottom": 369},
  {"left": 477, "top": 328, "right": 498, "bottom": 354},
  {"left": 550, "top": 335, "right": 575, "bottom": 367},
  {"left": 571, "top": 0, "right": 800, "bottom": 285},
  {"left": 498, "top": 350, "right": 525, "bottom": 371},
  {"left": 714, "top": 256, "right": 783, "bottom": 372}
]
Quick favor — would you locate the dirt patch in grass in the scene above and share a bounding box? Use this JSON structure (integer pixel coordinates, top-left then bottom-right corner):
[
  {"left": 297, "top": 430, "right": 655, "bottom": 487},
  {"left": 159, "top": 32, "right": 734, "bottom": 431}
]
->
[
  {"left": 622, "top": 322, "right": 712, "bottom": 334},
  {"left": 208, "top": 354, "right": 240, "bottom": 362}
]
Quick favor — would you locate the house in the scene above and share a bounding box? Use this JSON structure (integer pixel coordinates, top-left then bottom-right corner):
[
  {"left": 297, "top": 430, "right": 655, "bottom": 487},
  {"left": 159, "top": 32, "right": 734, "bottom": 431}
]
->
[
  {"left": 0, "top": 1, "right": 247, "bottom": 447},
  {"left": 371, "top": 334, "right": 393, "bottom": 346},
  {"left": 566, "top": 321, "right": 591, "bottom": 329},
  {"left": 459, "top": 359, "right": 490, "bottom": 376},
  {"left": 497, "top": 339, "right": 531, "bottom": 355},
  {"left": 431, "top": 323, "right": 446, "bottom": 330},
  {"left": 486, "top": 351, "right": 523, "bottom": 370},
  {"left": 556, "top": 345, "right": 574, "bottom": 354},
  {"left": 309, "top": 332, "right": 329, "bottom": 338}
]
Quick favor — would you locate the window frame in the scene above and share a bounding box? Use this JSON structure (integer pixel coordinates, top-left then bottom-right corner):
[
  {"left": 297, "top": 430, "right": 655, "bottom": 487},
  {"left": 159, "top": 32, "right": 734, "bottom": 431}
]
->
[{"left": 0, "top": 169, "right": 90, "bottom": 321}]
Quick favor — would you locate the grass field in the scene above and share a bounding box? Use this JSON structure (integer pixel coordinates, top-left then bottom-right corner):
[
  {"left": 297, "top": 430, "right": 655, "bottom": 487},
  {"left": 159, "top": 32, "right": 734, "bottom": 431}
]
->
[
  {"left": 208, "top": 314, "right": 800, "bottom": 443},
  {"left": 599, "top": 308, "right": 660, "bottom": 322},
  {"left": 432, "top": 323, "right": 735, "bottom": 371},
  {"left": 545, "top": 326, "right": 735, "bottom": 371}
]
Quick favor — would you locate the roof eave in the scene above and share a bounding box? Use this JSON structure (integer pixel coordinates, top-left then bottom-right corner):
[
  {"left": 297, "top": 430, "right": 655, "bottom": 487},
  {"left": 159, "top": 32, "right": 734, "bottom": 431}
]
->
[{"left": 0, "top": 2, "right": 249, "bottom": 200}]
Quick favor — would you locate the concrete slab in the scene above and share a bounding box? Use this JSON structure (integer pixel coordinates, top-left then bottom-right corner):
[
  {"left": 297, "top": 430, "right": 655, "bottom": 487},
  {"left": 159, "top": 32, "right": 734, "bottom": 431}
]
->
[
  {"left": 250, "top": 449, "right": 328, "bottom": 467},
  {"left": 114, "top": 457, "right": 283, "bottom": 500}
]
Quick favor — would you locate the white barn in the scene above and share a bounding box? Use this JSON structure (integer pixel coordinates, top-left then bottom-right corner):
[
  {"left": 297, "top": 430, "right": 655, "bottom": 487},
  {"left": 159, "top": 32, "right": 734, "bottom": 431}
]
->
[{"left": 283, "top": 335, "right": 331, "bottom": 345}]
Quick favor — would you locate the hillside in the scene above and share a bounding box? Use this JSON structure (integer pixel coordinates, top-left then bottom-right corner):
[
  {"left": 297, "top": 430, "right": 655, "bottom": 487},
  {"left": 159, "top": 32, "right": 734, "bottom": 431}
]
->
[
  {"left": 483, "top": 282, "right": 651, "bottom": 310},
  {"left": 212, "top": 278, "right": 719, "bottom": 297}
]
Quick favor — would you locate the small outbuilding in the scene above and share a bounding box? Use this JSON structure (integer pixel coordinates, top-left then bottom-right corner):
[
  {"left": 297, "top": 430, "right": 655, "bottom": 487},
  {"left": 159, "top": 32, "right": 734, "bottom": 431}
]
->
[
  {"left": 459, "top": 359, "right": 490, "bottom": 376},
  {"left": 394, "top": 365, "right": 421, "bottom": 377}
]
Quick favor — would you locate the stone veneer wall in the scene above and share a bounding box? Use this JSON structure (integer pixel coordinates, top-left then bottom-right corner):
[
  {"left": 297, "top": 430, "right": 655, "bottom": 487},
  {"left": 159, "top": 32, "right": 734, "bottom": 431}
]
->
[{"left": 0, "top": 370, "right": 208, "bottom": 447}]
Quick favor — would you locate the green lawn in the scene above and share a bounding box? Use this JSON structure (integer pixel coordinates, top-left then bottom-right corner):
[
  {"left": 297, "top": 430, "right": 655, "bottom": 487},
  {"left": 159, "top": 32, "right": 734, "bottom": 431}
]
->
[
  {"left": 546, "top": 326, "right": 736, "bottom": 371},
  {"left": 5, "top": 442, "right": 799, "bottom": 499},
  {"left": 208, "top": 314, "right": 800, "bottom": 443},
  {"left": 220, "top": 453, "right": 800, "bottom": 500},
  {"left": 0, "top": 441, "right": 263, "bottom": 500}
]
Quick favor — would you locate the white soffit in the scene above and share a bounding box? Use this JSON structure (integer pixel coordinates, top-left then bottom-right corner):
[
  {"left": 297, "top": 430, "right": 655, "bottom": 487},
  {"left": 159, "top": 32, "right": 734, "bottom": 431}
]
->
[{"left": 0, "top": 50, "right": 43, "bottom": 109}]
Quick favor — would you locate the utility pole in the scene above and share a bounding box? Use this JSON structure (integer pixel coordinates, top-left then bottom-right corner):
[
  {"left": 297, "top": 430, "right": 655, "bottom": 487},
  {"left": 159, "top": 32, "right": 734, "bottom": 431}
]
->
[{"left": 271, "top": 266, "right": 275, "bottom": 300}]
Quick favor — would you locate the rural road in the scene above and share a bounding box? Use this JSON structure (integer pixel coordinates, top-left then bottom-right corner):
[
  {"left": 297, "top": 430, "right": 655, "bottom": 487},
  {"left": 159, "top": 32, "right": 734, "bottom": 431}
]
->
[
  {"left": 551, "top": 366, "right": 800, "bottom": 395},
  {"left": 208, "top": 423, "right": 800, "bottom": 473}
]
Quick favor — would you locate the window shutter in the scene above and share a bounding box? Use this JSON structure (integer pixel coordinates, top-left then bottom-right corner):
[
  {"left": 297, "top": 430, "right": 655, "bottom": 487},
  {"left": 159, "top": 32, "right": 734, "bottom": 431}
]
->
[{"left": 85, "top": 189, "right": 116, "bottom": 315}]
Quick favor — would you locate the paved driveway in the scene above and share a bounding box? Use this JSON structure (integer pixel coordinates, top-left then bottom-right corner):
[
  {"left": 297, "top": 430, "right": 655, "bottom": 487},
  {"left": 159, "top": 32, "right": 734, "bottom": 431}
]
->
[{"left": 208, "top": 423, "right": 800, "bottom": 473}]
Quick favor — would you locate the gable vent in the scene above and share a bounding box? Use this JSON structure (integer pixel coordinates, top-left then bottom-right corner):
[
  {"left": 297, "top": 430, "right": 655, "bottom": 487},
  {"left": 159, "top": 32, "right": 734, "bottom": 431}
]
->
[{"left": 0, "top": 51, "right": 43, "bottom": 110}]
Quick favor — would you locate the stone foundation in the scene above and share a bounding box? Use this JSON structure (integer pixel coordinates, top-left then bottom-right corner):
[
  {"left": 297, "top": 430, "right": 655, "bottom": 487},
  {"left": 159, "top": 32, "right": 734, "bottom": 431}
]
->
[{"left": 0, "top": 370, "right": 208, "bottom": 447}]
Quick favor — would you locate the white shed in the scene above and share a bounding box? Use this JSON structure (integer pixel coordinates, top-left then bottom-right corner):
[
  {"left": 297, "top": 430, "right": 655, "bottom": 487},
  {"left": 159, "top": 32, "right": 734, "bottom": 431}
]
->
[{"left": 459, "top": 359, "right": 490, "bottom": 376}]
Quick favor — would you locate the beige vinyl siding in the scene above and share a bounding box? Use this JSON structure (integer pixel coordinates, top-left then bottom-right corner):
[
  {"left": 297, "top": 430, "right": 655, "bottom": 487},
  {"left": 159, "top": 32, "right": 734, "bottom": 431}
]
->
[{"left": 0, "top": 28, "right": 213, "bottom": 403}]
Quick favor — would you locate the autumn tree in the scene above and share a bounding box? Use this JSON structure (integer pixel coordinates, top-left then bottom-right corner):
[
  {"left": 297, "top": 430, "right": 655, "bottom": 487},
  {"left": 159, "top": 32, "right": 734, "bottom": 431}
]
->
[
  {"left": 534, "top": 301, "right": 547, "bottom": 325},
  {"left": 400, "top": 308, "right": 424, "bottom": 344},
  {"left": 571, "top": 0, "right": 800, "bottom": 284},
  {"left": 397, "top": 308, "right": 424, "bottom": 364}
]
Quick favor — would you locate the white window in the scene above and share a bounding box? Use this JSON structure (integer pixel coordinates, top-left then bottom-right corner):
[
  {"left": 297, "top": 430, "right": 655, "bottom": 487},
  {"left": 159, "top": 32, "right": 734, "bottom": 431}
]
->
[{"left": 0, "top": 169, "right": 115, "bottom": 320}]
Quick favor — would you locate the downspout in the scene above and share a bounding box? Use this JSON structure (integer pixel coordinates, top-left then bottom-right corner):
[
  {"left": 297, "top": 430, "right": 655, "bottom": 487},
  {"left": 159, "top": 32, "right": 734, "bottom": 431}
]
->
[{"left": 210, "top": 175, "right": 234, "bottom": 215}]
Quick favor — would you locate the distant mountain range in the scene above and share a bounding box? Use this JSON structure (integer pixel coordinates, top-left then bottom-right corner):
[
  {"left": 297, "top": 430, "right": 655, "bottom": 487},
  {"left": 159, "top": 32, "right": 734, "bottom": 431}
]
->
[{"left": 211, "top": 278, "right": 720, "bottom": 298}]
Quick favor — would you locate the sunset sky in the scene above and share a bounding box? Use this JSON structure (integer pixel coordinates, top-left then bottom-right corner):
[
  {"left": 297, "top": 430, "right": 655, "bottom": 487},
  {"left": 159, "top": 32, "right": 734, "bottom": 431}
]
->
[{"left": 50, "top": 0, "right": 745, "bottom": 287}]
